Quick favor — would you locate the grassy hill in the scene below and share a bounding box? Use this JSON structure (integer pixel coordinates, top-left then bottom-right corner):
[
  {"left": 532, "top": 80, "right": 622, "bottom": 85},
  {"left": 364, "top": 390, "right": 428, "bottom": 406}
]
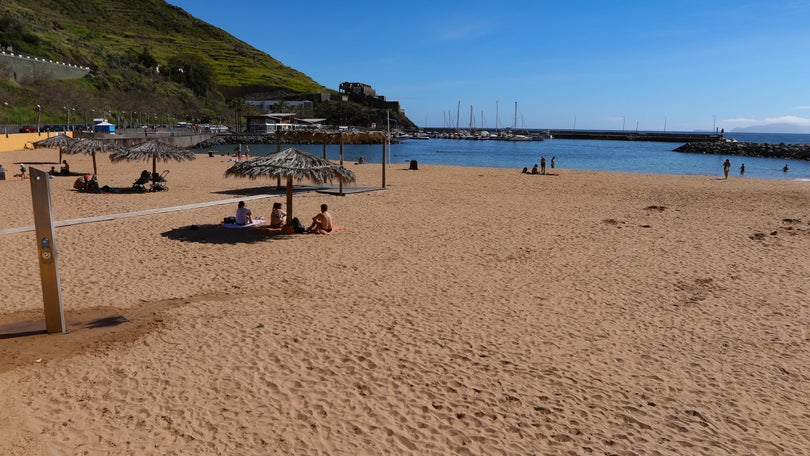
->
[{"left": 0, "top": 0, "right": 414, "bottom": 129}]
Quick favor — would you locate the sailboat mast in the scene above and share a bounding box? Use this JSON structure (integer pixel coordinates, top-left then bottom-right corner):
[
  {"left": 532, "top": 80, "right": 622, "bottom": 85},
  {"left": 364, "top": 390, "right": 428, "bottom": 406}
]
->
[
  {"left": 496, "top": 101, "right": 499, "bottom": 133},
  {"left": 513, "top": 102, "right": 518, "bottom": 130},
  {"left": 456, "top": 101, "right": 460, "bottom": 131}
]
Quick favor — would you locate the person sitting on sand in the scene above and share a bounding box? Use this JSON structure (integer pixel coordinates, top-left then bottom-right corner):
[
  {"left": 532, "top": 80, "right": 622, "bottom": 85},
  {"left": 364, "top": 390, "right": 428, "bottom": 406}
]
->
[
  {"left": 60, "top": 160, "right": 70, "bottom": 175},
  {"left": 235, "top": 200, "right": 253, "bottom": 225},
  {"left": 307, "top": 203, "right": 333, "bottom": 234},
  {"left": 270, "top": 202, "right": 287, "bottom": 228},
  {"left": 49, "top": 166, "right": 57, "bottom": 175},
  {"left": 86, "top": 175, "right": 99, "bottom": 193},
  {"left": 74, "top": 175, "right": 89, "bottom": 191},
  {"left": 530, "top": 164, "right": 539, "bottom": 174}
]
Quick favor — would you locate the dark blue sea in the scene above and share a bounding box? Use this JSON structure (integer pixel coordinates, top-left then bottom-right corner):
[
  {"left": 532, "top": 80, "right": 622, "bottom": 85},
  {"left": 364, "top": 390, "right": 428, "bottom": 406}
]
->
[{"left": 206, "top": 132, "right": 810, "bottom": 181}]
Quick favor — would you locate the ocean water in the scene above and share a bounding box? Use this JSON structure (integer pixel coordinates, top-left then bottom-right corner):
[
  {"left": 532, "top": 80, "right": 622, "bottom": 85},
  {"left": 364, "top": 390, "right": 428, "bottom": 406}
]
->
[{"left": 206, "top": 132, "right": 810, "bottom": 181}]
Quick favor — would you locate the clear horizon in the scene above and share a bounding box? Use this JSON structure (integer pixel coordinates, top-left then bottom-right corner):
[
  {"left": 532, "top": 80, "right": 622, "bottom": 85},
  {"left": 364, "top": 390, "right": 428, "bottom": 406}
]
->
[{"left": 167, "top": 0, "right": 810, "bottom": 133}]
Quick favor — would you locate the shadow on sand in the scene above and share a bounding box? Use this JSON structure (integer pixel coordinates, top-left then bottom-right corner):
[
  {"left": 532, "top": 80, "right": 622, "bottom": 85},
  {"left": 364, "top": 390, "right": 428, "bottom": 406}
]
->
[{"left": 161, "top": 223, "right": 287, "bottom": 245}]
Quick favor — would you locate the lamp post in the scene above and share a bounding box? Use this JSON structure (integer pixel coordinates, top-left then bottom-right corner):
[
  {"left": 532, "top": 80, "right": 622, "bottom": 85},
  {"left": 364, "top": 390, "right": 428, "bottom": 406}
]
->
[{"left": 35, "top": 104, "right": 41, "bottom": 134}]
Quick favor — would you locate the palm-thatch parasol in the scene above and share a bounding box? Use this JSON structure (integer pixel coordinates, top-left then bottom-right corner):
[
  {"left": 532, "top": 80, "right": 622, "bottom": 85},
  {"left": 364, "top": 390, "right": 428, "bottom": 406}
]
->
[
  {"left": 32, "top": 134, "right": 76, "bottom": 163},
  {"left": 224, "top": 147, "right": 356, "bottom": 225},
  {"left": 63, "top": 138, "right": 123, "bottom": 177},
  {"left": 109, "top": 139, "right": 197, "bottom": 187}
]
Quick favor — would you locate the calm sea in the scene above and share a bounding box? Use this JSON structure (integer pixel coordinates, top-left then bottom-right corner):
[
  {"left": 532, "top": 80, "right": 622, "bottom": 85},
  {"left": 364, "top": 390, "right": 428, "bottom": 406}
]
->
[{"left": 207, "top": 132, "right": 810, "bottom": 181}]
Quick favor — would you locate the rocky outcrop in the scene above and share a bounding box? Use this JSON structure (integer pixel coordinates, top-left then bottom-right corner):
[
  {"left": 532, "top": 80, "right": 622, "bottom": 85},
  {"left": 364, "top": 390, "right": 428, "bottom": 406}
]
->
[{"left": 674, "top": 141, "right": 810, "bottom": 161}]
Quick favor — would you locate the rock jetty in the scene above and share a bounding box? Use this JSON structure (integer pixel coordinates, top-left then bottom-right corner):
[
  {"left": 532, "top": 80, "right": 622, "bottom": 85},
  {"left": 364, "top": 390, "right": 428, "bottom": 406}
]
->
[{"left": 674, "top": 141, "right": 810, "bottom": 161}]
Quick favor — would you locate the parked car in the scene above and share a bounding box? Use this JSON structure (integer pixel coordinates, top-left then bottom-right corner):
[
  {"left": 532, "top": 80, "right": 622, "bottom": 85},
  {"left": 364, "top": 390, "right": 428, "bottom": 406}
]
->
[{"left": 19, "top": 126, "right": 35, "bottom": 133}]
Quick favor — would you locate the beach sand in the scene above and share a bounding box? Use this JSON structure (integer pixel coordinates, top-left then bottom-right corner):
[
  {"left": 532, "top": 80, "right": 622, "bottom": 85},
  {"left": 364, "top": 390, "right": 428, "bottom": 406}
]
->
[{"left": 1, "top": 147, "right": 809, "bottom": 454}]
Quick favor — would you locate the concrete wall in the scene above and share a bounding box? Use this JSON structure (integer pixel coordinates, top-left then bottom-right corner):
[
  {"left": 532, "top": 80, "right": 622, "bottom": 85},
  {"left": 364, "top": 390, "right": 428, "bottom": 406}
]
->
[
  {"left": 0, "top": 131, "right": 211, "bottom": 154},
  {"left": 0, "top": 52, "right": 90, "bottom": 83},
  {"left": 0, "top": 131, "right": 76, "bottom": 153}
]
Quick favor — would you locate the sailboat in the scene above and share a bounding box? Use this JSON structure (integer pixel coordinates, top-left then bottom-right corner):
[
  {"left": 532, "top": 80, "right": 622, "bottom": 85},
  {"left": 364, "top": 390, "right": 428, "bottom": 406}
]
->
[{"left": 504, "top": 102, "right": 532, "bottom": 141}]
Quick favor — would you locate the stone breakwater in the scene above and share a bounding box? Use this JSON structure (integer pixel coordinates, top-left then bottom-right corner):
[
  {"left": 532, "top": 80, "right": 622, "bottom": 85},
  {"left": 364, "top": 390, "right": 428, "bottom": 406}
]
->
[
  {"left": 675, "top": 141, "right": 810, "bottom": 161},
  {"left": 195, "top": 135, "right": 278, "bottom": 148}
]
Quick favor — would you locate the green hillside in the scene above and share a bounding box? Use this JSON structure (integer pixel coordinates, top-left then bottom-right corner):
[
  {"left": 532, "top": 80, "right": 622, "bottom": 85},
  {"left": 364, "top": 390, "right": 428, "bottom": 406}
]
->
[{"left": 0, "top": 0, "right": 414, "bottom": 129}]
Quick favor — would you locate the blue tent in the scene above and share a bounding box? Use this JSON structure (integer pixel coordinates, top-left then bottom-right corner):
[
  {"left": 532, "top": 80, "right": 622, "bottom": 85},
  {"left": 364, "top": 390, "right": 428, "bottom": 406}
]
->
[{"left": 94, "top": 120, "right": 115, "bottom": 133}]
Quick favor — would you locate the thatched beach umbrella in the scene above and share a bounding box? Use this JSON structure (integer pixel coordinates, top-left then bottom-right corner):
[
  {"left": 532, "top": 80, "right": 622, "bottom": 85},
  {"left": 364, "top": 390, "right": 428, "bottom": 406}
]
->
[
  {"left": 63, "top": 138, "right": 123, "bottom": 177},
  {"left": 33, "top": 134, "right": 76, "bottom": 163},
  {"left": 109, "top": 139, "right": 196, "bottom": 187},
  {"left": 224, "top": 147, "right": 356, "bottom": 225}
]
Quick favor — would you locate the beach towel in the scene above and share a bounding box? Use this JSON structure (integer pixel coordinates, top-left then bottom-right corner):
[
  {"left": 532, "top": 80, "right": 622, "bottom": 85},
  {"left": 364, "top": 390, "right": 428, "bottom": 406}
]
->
[{"left": 220, "top": 220, "right": 266, "bottom": 229}]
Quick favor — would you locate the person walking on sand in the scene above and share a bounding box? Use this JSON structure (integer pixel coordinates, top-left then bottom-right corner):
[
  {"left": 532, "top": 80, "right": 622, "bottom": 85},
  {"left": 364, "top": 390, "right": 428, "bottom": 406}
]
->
[
  {"left": 723, "top": 159, "right": 731, "bottom": 179},
  {"left": 540, "top": 156, "right": 547, "bottom": 174},
  {"left": 19, "top": 163, "right": 28, "bottom": 180},
  {"left": 307, "top": 203, "right": 333, "bottom": 234}
]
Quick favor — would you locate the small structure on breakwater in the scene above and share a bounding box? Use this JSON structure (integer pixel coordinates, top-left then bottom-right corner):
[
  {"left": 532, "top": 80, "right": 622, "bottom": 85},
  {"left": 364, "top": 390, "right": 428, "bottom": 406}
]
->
[{"left": 674, "top": 141, "right": 810, "bottom": 161}]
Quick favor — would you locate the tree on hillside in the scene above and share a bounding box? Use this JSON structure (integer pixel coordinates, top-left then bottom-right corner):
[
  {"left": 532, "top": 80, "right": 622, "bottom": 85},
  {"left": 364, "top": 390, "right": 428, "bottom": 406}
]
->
[{"left": 167, "top": 52, "right": 215, "bottom": 97}]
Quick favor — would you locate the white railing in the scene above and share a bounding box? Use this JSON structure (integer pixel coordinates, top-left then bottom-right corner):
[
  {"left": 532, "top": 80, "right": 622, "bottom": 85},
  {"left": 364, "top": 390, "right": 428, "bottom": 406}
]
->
[{"left": 0, "top": 50, "right": 90, "bottom": 71}]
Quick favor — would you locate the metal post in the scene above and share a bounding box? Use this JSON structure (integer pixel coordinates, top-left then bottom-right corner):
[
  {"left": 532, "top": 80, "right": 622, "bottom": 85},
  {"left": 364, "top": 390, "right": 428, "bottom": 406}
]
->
[
  {"left": 339, "top": 133, "right": 344, "bottom": 195},
  {"left": 382, "top": 139, "right": 387, "bottom": 189},
  {"left": 29, "top": 167, "right": 66, "bottom": 333}
]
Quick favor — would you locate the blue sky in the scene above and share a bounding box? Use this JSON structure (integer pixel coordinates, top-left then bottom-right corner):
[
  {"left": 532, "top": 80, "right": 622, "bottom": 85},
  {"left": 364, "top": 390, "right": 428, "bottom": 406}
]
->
[{"left": 167, "top": 0, "right": 810, "bottom": 132}]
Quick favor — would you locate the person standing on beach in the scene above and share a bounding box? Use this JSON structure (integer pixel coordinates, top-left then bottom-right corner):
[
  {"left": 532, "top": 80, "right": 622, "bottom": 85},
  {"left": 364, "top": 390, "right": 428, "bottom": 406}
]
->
[
  {"left": 540, "top": 156, "right": 547, "bottom": 174},
  {"left": 244, "top": 145, "right": 250, "bottom": 160},
  {"left": 740, "top": 163, "right": 745, "bottom": 175},
  {"left": 235, "top": 144, "right": 242, "bottom": 162},
  {"left": 723, "top": 159, "right": 731, "bottom": 179},
  {"left": 551, "top": 156, "right": 556, "bottom": 169}
]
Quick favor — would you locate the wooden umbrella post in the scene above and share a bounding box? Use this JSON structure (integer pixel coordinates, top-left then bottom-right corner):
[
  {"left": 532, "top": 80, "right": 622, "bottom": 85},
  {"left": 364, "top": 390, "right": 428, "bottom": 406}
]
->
[
  {"left": 276, "top": 129, "right": 282, "bottom": 189},
  {"left": 286, "top": 175, "right": 294, "bottom": 226}
]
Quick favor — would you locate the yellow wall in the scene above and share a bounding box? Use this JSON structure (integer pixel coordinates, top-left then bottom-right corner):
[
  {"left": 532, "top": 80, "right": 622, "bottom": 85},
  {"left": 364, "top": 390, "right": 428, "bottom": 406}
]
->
[{"left": 0, "top": 132, "right": 74, "bottom": 153}]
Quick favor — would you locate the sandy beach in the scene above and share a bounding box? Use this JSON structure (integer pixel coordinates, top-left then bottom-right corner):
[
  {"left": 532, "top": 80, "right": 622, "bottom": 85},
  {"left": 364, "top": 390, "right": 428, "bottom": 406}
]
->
[{"left": 1, "top": 147, "right": 809, "bottom": 455}]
